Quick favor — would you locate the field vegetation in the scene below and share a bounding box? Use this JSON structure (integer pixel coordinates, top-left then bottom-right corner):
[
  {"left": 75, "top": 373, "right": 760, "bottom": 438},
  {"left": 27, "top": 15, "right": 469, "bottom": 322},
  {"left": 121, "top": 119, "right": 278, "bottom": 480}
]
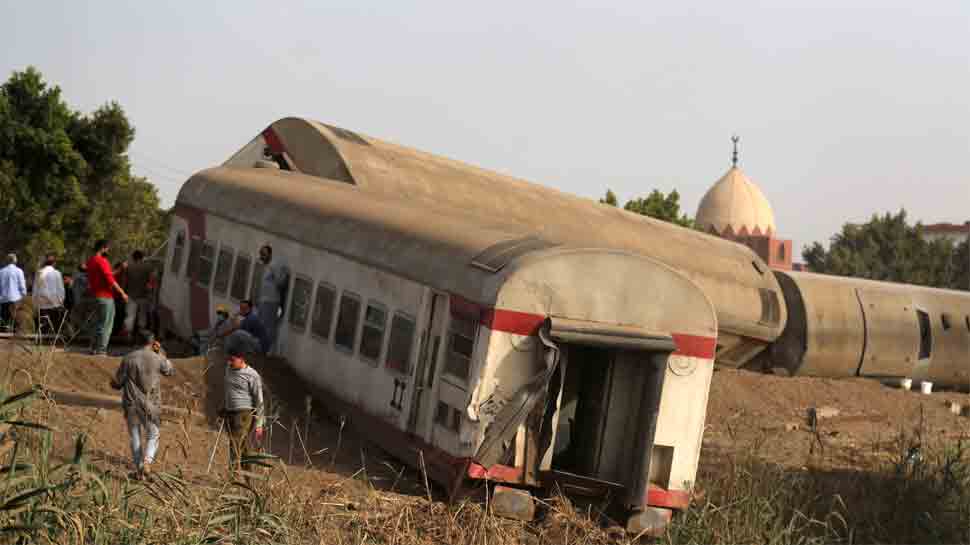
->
[{"left": 0, "top": 342, "right": 968, "bottom": 544}]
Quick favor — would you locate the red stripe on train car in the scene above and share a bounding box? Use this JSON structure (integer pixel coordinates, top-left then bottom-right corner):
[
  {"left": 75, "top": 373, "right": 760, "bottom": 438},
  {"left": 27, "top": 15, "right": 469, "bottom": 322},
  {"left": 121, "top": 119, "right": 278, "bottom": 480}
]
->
[
  {"left": 646, "top": 486, "right": 691, "bottom": 510},
  {"left": 480, "top": 306, "right": 716, "bottom": 359},
  {"left": 466, "top": 462, "right": 523, "bottom": 482},
  {"left": 481, "top": 308, "right": 545, "bottom": 336},
  {"left": 671, "top": 333, "right": 717, "bottom": 359}
]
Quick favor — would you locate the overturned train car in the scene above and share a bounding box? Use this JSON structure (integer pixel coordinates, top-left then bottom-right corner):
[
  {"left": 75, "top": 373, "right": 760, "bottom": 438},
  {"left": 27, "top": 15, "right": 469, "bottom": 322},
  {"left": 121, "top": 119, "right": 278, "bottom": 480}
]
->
[
  {"left": 164, "top": 166, "right": 718, "bottom": 531},
  {"left": 160, "top": 118, "right": 970, "bottom": 531}
]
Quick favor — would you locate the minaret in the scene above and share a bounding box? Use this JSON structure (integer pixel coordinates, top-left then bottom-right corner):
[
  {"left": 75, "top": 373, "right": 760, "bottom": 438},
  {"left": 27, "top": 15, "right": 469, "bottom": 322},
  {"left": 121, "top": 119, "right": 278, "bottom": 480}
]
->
[{"left": 731, "top": 135, "right": 740, "bottom": 168}]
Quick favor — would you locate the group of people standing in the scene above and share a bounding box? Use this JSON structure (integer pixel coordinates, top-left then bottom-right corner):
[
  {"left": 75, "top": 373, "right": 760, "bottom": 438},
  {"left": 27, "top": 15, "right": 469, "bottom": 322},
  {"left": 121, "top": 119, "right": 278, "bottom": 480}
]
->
[
  {"left": 0, "top": 239, "right": 158, "bottom": 355},
  {"left": 1, "top": 240, "right": 287, "bottom": 479}
]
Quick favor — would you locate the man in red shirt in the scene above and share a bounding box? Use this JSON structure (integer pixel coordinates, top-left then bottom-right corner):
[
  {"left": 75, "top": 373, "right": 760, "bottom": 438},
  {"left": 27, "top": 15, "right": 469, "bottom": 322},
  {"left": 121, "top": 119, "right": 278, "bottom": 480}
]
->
[{"left": 86, "top": 239, "right": 129, "bottom": 355}]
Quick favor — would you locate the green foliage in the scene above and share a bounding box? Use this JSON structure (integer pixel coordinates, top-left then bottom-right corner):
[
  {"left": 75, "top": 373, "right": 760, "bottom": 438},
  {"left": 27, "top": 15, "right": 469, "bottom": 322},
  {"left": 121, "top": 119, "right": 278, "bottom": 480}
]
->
[
  {"left": 804, "top": 210, "right": 969, "bottom": 290},
  {"left": 600, "top": 188, "right": 694, "bottom": 228},
  {"left": 598, "top": 189, "right": 618, "bottom": 207},
  {"left": 0, "top": 67, "right": 168, "bottom": 273}
]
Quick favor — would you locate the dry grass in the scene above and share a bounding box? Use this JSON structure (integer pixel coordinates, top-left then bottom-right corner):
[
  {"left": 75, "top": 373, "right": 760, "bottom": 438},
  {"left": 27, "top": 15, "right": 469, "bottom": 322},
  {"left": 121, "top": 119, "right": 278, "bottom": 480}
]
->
[{"left": 2, "top": 340, "right": 970, "bottom": 544}]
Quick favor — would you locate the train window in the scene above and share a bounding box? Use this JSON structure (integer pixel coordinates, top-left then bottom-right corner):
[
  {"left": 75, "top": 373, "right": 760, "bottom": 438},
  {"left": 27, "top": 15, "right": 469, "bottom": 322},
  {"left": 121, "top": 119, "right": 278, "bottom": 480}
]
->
[
  {"left": 170, "top": 230, "right": 186, "bottom": 276},
  {"left": 941, "top": 313, "right": 952, "bottom": 331},
  {"left": 230, "top": 254, "right": 251, "bottom": 301},
  {"left": 435, "top": 401, "right": 461, "bottom": 433},
  {"left": 198, "top": 241, "right": 216, "bottom": 288},
  {"left": 445, "top": 316, "right": 477, "bottom": 381},
  {"left": 212, "top": 246, "right": 234, "bottom": 296},
  {"left": 188, "top": 237, "right": 202, "bottom": 282},
  {"left": 288, "top": 276, "right": 313, "bottom": 331},
  {"left": 386, "top": 313, "right": 416, "bottom": 373},
  {"left": 917, "top": 310, "right": 932, "bottom": 359},
  {"left": 250, "top": 262, "right": 265, "bottom": 304},
  {"left": 311, "top": 283, "right": 337, "bottom": 340},
  {"left": 334, "top": 291, "right": 361, "bottom": 353},
  {"left": 360, "top": 302, "right": 388, "bottom": 364},
  {"left": 758, "top": 288, "right": 780, "bottom": 325}
]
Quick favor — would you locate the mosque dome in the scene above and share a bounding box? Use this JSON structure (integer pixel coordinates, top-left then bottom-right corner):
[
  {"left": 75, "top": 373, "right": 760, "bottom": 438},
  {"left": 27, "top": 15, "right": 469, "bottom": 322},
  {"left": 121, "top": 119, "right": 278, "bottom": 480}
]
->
[{"left": 695, "top": 165, "right": 777, "bottom": 236}]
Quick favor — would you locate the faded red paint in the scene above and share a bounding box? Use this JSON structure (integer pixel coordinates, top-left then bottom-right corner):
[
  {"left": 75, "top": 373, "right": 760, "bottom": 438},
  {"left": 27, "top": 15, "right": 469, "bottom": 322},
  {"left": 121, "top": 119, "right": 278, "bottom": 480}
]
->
[
  {"left": 449, "top": 294, "right": 483, "bottom": 321},
  {"left": 261, "top": 127, "right": 285, "bottom": 154},
  {"left": 646, "top": 485, "right": 691, "bottom": 510},
  {"left": 466, "top": 462, "right": 523, "bottom": 482},
  {"left": 476, "top": 304, "right": 716, "bottom": 359},
  {"left": 671, "top": 333, "right": 717, "bottom": 359},
  {"left": 173, "top": 203, "right": 210, "bottom": 332},
  {"left": 481, "top": 308, "right": 545, "bottom": 336}
]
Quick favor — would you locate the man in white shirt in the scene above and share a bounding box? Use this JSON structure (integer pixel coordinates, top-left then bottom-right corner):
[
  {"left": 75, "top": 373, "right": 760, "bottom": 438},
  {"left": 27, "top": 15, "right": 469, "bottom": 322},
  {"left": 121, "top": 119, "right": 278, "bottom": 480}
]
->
[
  {"left": 0, "top": 253, "right": 27, "bottom": 332},
  {"left": 33, "top": 254, "right": 66, "bottom": 335}
]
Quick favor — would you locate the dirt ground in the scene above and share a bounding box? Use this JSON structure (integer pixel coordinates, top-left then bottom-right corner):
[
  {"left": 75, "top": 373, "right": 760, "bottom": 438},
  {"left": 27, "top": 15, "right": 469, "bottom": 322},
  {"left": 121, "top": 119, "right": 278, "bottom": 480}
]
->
[{"left": 4, "top": 340, "right": 970, "bottom": 507}]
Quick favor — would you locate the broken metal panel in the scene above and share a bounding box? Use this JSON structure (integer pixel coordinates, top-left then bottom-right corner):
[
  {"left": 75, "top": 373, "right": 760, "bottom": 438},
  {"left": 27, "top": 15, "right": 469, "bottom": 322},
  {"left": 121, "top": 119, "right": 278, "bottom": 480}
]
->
[{"left": 473, "top": 325, "right": 561, "bottom": 468}]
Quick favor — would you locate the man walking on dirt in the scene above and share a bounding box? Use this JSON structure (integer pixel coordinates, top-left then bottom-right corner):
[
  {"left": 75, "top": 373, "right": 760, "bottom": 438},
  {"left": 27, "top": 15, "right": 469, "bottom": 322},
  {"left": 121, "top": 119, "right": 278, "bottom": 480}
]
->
[
  {"left": 222, "top": 348, "right": 265, "bottom": 470},
  {"left": 0, "top": 253, "right": 26, "bottom": 332},
  {"left": 86, "top": 239, "right": 128, "bottom": 355},
  {"left": 111, "top": 330, "right": 175, "bottom": 479}
]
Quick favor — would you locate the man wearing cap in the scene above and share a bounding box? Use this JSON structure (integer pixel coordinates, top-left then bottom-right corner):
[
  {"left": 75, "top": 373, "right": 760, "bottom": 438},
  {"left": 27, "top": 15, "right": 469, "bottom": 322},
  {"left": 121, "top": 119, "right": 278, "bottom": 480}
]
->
[
  {"left": 217, "top": 300, "right": 270, "bottom": 355},
  {"left": 0, "top": 253, "right": 26, "bottom": 332},
  {"left": 222, "top": 349, "right": 265, "bottom": 470},
  {"left": 111, "top": 330, "right": 175, "bottom": 479}
]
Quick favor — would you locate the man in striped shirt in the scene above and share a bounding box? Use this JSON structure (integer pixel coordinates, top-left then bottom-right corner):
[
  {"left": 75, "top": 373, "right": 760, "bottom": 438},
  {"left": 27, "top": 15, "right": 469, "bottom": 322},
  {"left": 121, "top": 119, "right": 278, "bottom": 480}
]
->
[{"left": 222, "top": 349, "right": 265, "bottom": 470}]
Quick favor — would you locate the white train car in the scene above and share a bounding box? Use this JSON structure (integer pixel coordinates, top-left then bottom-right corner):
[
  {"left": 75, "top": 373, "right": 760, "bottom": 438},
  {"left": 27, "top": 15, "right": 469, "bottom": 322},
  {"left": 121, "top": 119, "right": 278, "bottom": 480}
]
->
[{"left": 160, "top": 164, "right": 718, "bottom": 533}]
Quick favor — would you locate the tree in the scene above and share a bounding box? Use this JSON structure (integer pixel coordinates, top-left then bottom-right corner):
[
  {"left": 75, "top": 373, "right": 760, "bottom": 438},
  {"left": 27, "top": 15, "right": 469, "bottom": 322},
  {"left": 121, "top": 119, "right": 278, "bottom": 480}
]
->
[
  {"left": 600, "top": 188, "right": 694, "bottom": 228},
  {"left": 803, "top": 210, "right": 969, "bottom": 290},
  {"left": 0, "top": 67, "right": 168, "bottom": 273}
]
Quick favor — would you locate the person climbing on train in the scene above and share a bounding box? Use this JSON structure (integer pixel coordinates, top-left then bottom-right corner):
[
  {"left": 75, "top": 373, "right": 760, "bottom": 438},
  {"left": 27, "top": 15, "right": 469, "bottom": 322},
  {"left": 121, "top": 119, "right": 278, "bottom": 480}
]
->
[
  {"left": 110, "top": 330, "right": 175, "bottom": 480},
  {"left": 221, "top": 348, "right": 265, "bottom": 471},
  {"left": 216, "top": 299, "right": 270, "bottom": 355},
  {"left": 256, "top": 244, "right": 288, "bottom": 352}
]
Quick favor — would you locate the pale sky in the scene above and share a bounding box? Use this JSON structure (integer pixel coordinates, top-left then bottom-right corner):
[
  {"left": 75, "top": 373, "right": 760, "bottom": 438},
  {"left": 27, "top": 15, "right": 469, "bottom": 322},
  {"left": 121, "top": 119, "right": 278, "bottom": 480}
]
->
[{"left": 2, "top": 1, "right": 967, "bottom": 253}]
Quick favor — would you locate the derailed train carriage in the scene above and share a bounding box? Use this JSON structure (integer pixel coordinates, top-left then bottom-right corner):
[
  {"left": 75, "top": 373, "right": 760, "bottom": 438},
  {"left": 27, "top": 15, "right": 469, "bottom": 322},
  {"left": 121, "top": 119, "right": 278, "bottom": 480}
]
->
[
  {"left": 164, "top": 166, "right": 718, "bottom": 532},
  {"left": 160, "top": 117, "right": 970, "bottom": 532}
]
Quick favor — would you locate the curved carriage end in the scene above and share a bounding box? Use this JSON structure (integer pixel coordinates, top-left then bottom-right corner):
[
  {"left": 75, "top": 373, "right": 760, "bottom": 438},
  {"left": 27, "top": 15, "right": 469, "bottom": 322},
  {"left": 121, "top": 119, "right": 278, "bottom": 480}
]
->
[{"left": 468, "top": 247, "right": 717, "bottom": 531}]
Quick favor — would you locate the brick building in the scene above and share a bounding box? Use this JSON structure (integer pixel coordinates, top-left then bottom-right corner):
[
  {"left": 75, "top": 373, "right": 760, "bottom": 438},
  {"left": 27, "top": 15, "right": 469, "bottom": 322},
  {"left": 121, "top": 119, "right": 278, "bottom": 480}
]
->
[{"left": 694, "top": 141, "right": 794, "bottom": 270}]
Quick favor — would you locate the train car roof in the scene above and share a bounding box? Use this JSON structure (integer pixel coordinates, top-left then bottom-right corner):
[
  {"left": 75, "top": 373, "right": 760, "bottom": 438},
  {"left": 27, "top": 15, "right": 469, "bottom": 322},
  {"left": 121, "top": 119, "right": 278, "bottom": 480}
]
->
[
  {"left": 177, "top": 166, "right": 565, "bottom": 302},
  {"left": 782, "top": 269, "right": 970, "bottom": 303},
  {"left": 222, "top": 117, "right": 788, "bottom": 340}
]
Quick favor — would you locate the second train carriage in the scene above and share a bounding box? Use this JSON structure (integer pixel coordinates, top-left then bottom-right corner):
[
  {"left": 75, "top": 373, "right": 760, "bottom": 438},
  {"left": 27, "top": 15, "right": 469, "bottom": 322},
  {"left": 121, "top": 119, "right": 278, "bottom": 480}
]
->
[
  {"left": 216, "top": 117, "right": 970, "bottom": 388},
  {"left": 162, "top": 165, "right": 719, "bottom": 531}
]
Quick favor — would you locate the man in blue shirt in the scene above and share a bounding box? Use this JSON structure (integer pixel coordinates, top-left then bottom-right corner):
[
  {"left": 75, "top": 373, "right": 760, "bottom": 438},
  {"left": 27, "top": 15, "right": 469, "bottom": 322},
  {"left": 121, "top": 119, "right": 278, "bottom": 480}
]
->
[
  {"left": 217, "top": 299, "right": 270, "bottom": 355},
  {"left": 0, "top": 254, "right": 26, "bottom": 332}
]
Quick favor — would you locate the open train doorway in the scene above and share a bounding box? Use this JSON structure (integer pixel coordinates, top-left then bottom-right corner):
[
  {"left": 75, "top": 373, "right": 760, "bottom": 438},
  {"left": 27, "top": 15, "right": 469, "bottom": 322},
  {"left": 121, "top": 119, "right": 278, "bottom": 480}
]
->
[{"left": 543, "top": 320, "right": 674, "bottom": 510}]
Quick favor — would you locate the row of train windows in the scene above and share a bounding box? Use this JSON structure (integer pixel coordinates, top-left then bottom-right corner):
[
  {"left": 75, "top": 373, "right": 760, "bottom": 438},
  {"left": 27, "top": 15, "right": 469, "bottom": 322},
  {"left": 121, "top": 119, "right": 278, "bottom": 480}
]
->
[{"left": 170, "top": 232, "right": 476, "bottom": 379}]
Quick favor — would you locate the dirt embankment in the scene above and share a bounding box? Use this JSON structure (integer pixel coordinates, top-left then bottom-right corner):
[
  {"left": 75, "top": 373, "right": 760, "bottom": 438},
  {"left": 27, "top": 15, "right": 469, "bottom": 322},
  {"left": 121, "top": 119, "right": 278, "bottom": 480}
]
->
[{"left": 5, "top": 342, "right": 970, "bottom": 507}]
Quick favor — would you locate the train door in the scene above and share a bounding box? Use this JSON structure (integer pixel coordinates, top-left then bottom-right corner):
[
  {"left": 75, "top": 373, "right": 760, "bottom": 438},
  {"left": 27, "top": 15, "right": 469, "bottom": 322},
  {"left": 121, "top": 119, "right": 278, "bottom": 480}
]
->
[
  {"left": 856, "top": 289, "right": 923, "bottom": 377},
  {"left": 407, "top": 291, "right": 448, "bottom": 437},
  {"left": 551, "top": 346, "right": 668, "bottom": 496}
]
